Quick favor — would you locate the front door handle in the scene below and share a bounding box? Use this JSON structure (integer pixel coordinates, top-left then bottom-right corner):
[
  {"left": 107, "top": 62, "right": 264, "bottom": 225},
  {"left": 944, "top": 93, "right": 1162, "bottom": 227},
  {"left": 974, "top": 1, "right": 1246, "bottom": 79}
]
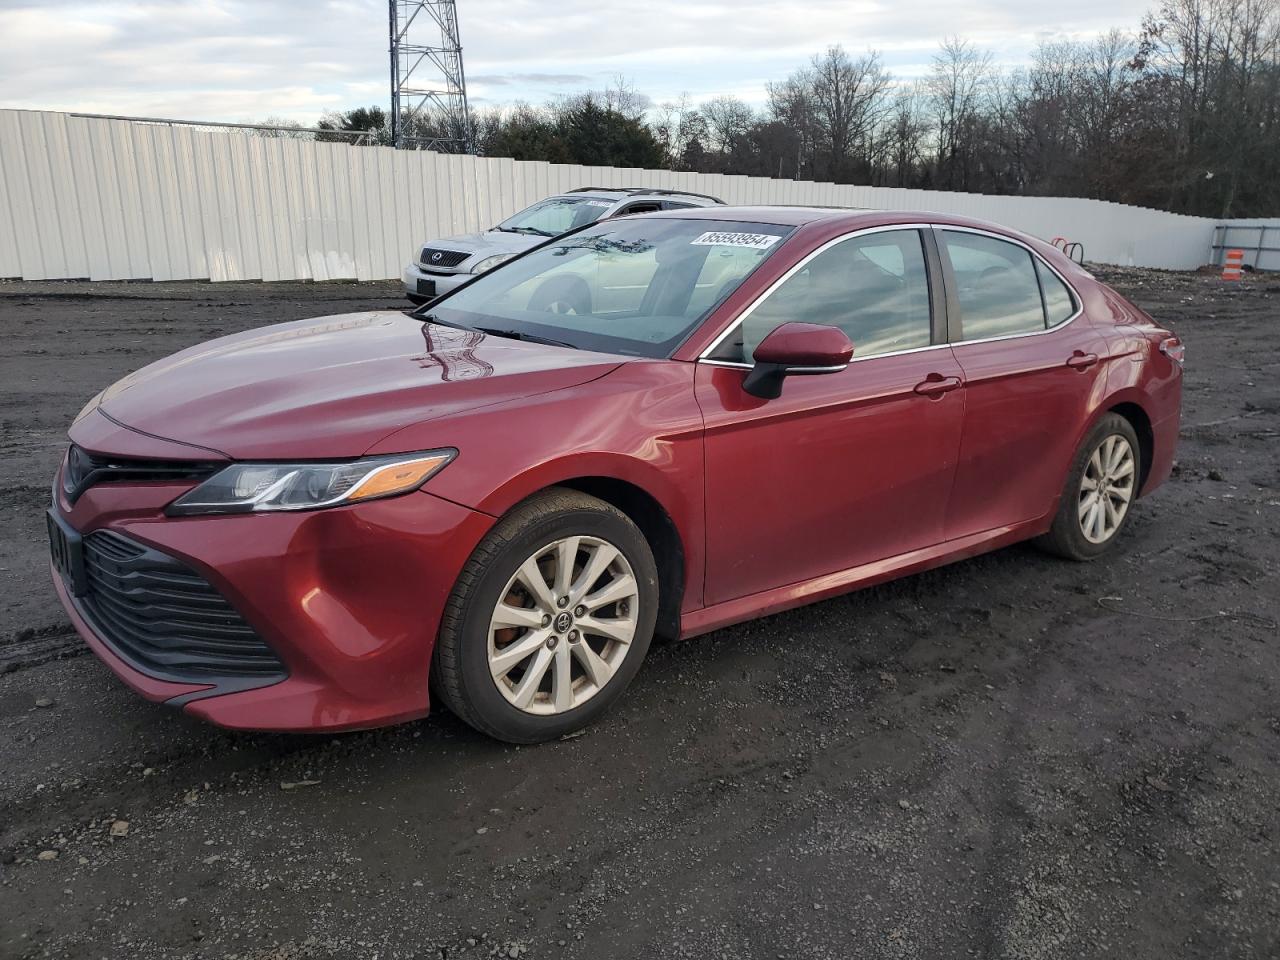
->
[
  {"left": 913, "top": 374, "right": 963, "bottom": 397},
  {"left": 1066, "top": 351, "right": 1099, "bottom": 370}
]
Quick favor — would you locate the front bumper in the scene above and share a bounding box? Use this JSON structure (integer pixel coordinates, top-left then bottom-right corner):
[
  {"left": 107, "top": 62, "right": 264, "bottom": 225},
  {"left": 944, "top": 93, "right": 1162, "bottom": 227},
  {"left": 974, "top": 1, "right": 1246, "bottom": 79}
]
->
[
  {"left": 49, "top": 471, "right": 494, "bottom": 732},
  {"left": 402, "top": 262, "right": 472, "bottom": 301}
]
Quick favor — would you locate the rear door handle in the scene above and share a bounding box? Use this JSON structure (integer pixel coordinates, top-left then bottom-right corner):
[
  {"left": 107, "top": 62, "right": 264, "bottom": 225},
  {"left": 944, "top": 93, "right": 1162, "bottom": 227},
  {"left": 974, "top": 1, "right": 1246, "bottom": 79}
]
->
[
  {"left": 913, "top": 374, "right": 963, "bottom": 397},
  {"left": 1066, "top": 352, "right": 1099, "bottom": 370}
]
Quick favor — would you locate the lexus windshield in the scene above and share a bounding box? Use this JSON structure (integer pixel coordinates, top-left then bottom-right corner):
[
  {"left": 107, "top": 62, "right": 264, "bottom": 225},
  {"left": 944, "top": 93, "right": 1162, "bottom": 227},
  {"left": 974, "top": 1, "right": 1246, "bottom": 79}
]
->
[
  {"left": 421, "top": 218, "right": 794, "bottom": 358},
  {"left": 495, "top": 197, "right": 614, "bottom": 236}
]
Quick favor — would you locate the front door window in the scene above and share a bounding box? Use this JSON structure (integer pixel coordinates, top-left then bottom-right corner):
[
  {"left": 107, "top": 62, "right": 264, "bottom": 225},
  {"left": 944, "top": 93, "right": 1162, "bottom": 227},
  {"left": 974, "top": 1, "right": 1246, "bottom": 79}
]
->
[{"left": 708, "top": 229, "right": 933, "bottom": 363}]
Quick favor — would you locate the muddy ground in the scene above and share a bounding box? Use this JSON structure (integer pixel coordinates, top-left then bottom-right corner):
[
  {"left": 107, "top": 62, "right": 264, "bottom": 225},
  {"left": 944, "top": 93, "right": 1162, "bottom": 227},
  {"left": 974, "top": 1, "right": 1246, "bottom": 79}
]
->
[{"left": 0, "top": 269, "right": 1277, "bottom": 960}]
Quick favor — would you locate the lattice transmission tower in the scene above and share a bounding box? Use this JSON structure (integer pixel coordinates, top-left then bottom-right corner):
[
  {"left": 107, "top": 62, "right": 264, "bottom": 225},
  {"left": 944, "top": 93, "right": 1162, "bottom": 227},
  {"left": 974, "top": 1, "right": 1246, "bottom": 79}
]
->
[{"left": 388, "top": 0, "right": 472, "bottom": 150}]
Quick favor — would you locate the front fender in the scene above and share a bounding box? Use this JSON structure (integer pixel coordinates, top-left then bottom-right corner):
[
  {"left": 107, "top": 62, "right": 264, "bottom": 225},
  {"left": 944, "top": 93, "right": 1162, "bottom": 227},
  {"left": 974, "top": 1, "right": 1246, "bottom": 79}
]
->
[
  {"left": 471, "top": 450, "right": 694, "bottom": 523},
  {"left": 365, "top": 360, "right": 708, "bottom": 611}
]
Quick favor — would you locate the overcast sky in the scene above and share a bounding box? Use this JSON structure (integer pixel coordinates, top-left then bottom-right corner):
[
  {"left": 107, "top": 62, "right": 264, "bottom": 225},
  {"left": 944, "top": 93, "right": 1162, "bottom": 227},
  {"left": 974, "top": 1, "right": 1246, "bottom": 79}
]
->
[{"left": 0, "top": 0, "right": 1153, "bottom": 125}]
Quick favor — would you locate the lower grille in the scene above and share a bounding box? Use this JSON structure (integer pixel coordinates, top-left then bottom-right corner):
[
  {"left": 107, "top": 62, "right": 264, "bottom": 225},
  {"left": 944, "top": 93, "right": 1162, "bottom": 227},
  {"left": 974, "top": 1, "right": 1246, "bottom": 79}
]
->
[
  {"left": 78, "top": 531, "right": 286, "bottom": 684},
  {"left": 420, "top": 247, "right": 469, "bottom": 268}
]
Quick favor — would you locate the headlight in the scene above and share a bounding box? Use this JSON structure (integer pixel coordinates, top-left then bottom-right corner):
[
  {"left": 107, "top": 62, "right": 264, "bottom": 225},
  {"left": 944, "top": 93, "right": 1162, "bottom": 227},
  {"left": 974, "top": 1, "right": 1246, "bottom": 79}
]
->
[
  {"left": 167, "top": 450, "right": 456, "bottom": 516},
  {"left": 472, "top": 254, "right": 515, "bottom": 274}
]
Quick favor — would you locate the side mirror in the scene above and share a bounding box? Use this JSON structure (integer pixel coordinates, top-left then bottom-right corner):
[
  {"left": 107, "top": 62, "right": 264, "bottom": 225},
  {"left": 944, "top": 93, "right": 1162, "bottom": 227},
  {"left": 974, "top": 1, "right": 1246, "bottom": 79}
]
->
[{"left": 742, "top": 322, "right": 854, "bottom": 399}]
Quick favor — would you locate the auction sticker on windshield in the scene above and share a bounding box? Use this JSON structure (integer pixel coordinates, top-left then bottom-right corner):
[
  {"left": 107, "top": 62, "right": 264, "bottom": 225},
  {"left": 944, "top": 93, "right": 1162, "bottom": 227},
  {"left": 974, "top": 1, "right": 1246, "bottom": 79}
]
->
[{"left": 690, "top": 231, "right": 782, "bottom": 249}]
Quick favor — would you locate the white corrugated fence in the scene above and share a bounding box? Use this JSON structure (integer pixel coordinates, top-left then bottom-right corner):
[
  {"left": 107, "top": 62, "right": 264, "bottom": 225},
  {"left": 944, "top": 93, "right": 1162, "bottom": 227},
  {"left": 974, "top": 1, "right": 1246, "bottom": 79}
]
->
[
  {"left": 0, "top": 108, "right": 1273, "bottom": 282},
  {"left": 1212, "top": 220, "right": 1280, "bottom": 273}
]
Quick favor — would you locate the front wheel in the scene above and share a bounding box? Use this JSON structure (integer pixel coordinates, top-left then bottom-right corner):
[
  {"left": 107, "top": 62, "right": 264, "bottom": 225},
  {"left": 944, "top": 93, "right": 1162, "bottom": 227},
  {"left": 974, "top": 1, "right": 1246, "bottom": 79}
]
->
[
  {"left": 431, "top": 488, "right": 658, "bottom": 743},
  {"left": 1037, "top": 413, "right": 1141, "bottom": 561}
]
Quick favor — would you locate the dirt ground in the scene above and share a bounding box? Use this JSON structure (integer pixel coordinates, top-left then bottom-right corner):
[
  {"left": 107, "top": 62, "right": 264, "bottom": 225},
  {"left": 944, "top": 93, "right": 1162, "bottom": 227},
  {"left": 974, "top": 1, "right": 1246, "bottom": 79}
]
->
[{"left": 1, "top": 268, "right": 1277, "bottom": 960}]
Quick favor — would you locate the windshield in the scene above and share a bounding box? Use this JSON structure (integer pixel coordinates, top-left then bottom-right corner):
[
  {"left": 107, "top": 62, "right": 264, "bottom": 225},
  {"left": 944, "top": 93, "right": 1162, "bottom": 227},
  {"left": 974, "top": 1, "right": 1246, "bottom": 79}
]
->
[
  {"left": 496, "top": 196, "right": 615, "bottom": 237},
  {"left": 423, "top": 218, "right": 795, "bottom": 358}
]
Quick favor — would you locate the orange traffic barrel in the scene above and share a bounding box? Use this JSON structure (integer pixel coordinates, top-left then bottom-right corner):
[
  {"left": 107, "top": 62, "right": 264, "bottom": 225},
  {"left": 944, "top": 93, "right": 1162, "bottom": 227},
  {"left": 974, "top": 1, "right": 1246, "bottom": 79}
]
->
[{"left": 1222, "top": 249, "right": 1244, "bottom": 280}]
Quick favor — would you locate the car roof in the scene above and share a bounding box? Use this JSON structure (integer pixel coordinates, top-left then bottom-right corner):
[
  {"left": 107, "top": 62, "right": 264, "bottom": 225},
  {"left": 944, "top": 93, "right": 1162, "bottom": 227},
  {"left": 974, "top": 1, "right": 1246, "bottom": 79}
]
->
[
  {"left": 642, "top": 205, "right": 858, "bottom": 225},
  {"left": 642, "top": 205, "right": 1054, "bottom": 240},
  {"left": 558, "top": 186, "right": 723, "bottom": 204}
]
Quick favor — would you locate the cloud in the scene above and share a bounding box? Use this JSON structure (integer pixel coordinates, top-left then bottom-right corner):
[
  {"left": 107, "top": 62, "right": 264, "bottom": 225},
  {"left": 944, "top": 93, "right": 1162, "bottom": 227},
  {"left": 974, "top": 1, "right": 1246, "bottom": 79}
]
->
[
  {"left": 0, "top": 0, "right": 1155, "bottom": 122},
  {"left": 469, "top": 73, "right": 593, "bottom": 87}
]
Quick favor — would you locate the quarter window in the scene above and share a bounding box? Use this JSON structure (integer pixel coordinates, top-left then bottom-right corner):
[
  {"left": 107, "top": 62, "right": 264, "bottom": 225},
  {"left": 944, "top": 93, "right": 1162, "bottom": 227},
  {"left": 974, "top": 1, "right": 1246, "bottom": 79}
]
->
[
  {"left": 709, "top": 229, "right": 933, "bottom": 363},
  {"left": 1036, "top": 259, "right": 1077, "bottom": 326},
  {"left": 943, "top": 231, "right": 1046, "bottom": 340}
]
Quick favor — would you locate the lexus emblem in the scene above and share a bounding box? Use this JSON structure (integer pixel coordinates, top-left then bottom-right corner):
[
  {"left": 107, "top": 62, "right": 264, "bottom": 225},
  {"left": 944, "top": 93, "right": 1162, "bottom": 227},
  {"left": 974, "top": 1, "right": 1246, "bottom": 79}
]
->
[{"left": 431, "top": 251, "right": 443, "bottom": 263}]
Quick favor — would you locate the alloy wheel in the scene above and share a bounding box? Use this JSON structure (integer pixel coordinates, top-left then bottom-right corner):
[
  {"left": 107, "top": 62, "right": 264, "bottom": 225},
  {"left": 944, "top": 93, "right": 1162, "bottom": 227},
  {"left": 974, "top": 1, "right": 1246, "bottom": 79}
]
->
[
  {"left": 487, "top": 536, "right": 639, "bottom": 715},
  {"left": 1078, "top": 434, "right": 1136, "bottom": 544}
]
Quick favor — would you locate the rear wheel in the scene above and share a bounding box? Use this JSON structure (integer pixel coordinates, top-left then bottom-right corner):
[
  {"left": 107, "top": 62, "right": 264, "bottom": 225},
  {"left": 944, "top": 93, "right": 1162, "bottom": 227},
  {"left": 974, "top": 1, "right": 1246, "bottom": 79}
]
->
[
  {"left": 431, "top": 488, "right": 658, "bottom": 743},
  {"left": 1038, "top": 413, "right": 1141, "bottom": 560}
]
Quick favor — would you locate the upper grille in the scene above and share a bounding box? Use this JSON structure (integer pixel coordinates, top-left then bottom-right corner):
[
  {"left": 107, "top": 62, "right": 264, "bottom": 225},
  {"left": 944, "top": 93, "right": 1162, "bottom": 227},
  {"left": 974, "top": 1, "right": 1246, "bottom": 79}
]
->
[
  {"left": 78, "top": 531, "right": 286, "bottom": 683},
  {"left": 63, "top": 444, "right": 220, "bottom": 504},
  {"left": 420, "top": 247, "right": 469, "bottom": 269}
]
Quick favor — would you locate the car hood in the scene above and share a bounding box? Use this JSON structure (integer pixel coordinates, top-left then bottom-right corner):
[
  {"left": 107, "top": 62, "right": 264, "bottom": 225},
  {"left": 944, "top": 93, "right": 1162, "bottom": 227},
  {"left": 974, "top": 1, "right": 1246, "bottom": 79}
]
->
[
  {"left": 94, "top": 312, "right": 625, "bottom": 460},
  {"left": 432, "top": 229, "right": 545, "bottom": 262}
]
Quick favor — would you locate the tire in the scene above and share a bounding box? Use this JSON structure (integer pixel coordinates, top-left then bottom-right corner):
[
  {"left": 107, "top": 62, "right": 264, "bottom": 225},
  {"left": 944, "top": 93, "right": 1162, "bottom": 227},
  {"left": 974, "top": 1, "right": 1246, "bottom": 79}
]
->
[
  {"left": 527, "top": 276, "right": 591, "bottom": 315},
  {"left": 1037, "top": 413, "right": 1142, "bottom": 561},
  {"left": 431, "top": 488, "right": 658, "bottom": 743}
]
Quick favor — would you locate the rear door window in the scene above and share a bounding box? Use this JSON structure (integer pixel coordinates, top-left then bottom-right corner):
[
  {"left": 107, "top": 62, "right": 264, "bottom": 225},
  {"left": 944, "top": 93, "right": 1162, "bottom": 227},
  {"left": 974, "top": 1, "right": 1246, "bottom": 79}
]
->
[{"left": 943, "top": 231, "right": 1046, "bottom": 340}]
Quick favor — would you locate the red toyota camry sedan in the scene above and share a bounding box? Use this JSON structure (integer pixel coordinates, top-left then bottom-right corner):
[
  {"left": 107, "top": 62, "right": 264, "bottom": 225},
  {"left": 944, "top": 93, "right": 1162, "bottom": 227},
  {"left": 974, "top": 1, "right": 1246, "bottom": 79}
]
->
[{"left": 47, "top": 207, "right": 1182, "bottom": 742}]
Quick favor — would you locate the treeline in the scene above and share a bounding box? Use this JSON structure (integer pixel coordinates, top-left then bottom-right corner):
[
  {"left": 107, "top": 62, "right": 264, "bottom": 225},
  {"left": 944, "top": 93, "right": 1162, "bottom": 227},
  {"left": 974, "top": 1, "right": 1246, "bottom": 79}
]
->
[{"left": 317, "top": 0, "right": 1280, "bottom": 218}]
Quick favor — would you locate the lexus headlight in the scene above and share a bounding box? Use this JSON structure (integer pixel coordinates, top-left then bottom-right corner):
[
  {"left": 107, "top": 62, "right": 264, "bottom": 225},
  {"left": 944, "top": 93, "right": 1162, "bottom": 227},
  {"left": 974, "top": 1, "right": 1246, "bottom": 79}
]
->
[
  {"left": 472, "top": 253, "right": 515, "bottom": 274},
  {"left": 167, "top": 450, "right": 456, "bottom": 516}
]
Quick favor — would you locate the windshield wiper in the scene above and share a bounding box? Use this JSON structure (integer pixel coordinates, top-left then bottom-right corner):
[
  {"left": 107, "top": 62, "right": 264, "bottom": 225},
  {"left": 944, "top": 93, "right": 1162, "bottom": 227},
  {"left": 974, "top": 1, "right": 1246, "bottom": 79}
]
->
[
  {"left": 417, "top": 313, "right": 476, "bottom": 331},
  {"left": 420, "top": 315, "right": 576, "bottom": 349},
  {"left": 476, "top": 326, "right": 578, "bottom": 349},
  {"left": 497, "top": 225, "right": 553, "bottom": 237}
]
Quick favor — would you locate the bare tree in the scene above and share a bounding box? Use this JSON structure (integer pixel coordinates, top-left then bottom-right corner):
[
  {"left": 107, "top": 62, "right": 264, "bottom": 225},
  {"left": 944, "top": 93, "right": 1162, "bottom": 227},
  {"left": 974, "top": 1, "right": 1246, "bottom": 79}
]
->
[
  {"left": 804, "top": 46, "right": 893, "bottom": 181},
  {"left": 928, "top": 36, "right": 995, "bottom": 190},
  {"left": 600, "top": 75, "right": 652, "bottom": 122},
  {"left": 882, "top": 84, "right": 929, "bottom": 186},
  {"left": 701, "top": 95, "right": 756, "bottom": 160},
  {"left": 652, "top": 95, "right": 709, "bottom": 170},
  {"left": 1138, "top": 0, "right": 1280, "bottom": 214},
  {"left": 324, "top": 1, "right": 1280, "bottom": 217},
  {"left": 766, "top": 73, "right": 817, "bottom": 179},
  {"left": 252, "top": 117, "right": 314, "bottom": 140},
  {"left": 1077, "top": 30, "right": 1137, "bottom": 198}
]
